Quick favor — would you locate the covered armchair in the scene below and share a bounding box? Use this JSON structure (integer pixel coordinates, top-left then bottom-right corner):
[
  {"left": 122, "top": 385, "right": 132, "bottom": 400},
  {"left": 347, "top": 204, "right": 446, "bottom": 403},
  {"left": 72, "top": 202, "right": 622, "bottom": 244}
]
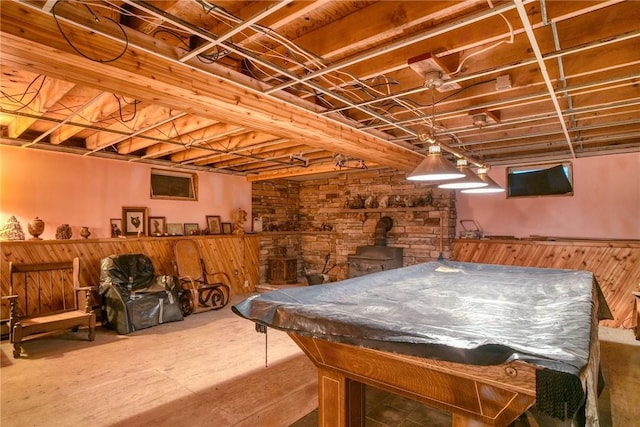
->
[
  {"left": 173, "top": 239, "right": 231, "bottom": 316},
  {"left": 99, "top": 254, "right": 183, "bottom": 334}
]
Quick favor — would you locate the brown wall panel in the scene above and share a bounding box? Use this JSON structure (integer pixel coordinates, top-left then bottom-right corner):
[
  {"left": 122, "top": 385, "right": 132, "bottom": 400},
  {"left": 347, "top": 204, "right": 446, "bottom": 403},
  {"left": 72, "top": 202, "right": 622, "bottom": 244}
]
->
[
  {"left": 1, "top": 235, "right": 259, "bottom": 321},
  {"left": 452, "top": 239, "right": 640, "bottom": 328}
]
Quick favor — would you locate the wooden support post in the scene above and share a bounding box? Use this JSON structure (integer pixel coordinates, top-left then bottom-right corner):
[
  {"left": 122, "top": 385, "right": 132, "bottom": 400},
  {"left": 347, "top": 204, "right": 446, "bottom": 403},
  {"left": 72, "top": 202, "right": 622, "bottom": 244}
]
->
[{"left": 317, "top": 368, "right": 365, "bottom": 427}]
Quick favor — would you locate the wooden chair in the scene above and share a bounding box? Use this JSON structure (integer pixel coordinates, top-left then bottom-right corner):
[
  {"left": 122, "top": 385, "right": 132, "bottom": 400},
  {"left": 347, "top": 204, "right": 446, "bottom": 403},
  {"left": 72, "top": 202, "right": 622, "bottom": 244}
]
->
[
  {"left": 4, "top": 258, "right": 96, "bottom": 358},
  {"left": 172, "top": 239, "right": 231, "bottom": 316}
]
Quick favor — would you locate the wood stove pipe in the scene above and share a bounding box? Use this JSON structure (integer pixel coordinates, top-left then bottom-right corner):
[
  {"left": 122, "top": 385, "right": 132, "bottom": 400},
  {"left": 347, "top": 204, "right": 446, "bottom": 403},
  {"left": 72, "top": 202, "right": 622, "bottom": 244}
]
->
[{"left": 374, "top": 216, "right": 394, "bottom": 246}]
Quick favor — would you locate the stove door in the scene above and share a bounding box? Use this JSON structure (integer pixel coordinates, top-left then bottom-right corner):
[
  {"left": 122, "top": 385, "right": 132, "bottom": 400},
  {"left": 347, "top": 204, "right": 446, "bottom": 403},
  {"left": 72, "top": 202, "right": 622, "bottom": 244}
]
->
[{"left": 348, "top": 261, "right": 384, "bottom": 278}]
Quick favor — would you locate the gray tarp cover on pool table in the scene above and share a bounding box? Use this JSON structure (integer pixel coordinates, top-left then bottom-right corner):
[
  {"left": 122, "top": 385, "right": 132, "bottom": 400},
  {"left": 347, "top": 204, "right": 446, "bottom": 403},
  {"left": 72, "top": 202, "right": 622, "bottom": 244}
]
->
[{"left": 233, "top": 261, "right": 610, "bottom": 424}]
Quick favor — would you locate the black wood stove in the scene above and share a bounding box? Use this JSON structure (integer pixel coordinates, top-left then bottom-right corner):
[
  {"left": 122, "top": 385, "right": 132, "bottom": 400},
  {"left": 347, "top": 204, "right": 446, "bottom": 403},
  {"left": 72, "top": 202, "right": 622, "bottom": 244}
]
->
[{"left": 347, "top": 216, "right": 403, "bottom": 278}]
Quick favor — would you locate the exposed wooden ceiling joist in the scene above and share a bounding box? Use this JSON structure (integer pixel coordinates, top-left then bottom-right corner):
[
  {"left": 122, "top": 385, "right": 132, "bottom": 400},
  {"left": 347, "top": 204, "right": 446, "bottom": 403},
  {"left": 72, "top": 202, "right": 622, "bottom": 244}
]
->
[{"left": 1, "top": 0, "right": 638, "bottom": 181}]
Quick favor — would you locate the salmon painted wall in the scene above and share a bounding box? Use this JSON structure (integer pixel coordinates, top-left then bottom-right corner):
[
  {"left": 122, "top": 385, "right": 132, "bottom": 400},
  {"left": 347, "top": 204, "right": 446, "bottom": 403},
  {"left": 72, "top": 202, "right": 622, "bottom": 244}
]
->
[
  {"left": 456, "top": 152, "right": 640, "bottom": 240},
  {"left": 0, "top": 146, "right": 252, "bottom": 239}
]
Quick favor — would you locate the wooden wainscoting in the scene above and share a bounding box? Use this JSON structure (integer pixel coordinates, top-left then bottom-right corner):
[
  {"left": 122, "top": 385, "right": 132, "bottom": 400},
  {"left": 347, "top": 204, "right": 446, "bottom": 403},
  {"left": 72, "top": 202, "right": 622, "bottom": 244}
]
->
[
  {"left": 452, "top": 239, "right": 640, "bottom": 328},
  {"left": 1, "top": 235, "right": 260, "bottom": 322}
]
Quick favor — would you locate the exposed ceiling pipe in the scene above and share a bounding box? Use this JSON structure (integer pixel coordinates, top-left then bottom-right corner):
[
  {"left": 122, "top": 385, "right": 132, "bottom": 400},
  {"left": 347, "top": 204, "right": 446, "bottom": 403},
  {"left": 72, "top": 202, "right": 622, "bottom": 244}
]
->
[
  {"left": 264, "top": 1, "right": 527, "bottom": 94},
  {"left": 471, "top": 147, "right": 640, "bottom": 168},
  {"left": 514, "top": 0, "right": 576, "bottom": 158},
  {"left": 448, "top": 117, "right": 640, "bottom": 149},
  {"left": 120, "top": 0, "right": 421, "bottom": 148},
  {"left": 23, "top": 0, "right": 418, "bottom": 161},
  {"left": 326, "top": 29, "right": 640, "bottom": 117},
  {"left": 373, "top": 73, "right": 640, "bottom": 133}
]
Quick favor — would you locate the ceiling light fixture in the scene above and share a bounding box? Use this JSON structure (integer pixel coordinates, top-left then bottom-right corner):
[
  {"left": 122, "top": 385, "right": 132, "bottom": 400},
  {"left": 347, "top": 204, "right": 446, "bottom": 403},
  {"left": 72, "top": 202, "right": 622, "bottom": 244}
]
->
[
  {"left": 407, "top": 144, "right": 465, "bottom": 181},
  {"left": 461, "top": 166, "right": 505, "bottom": 193},
  {"left": 408, "top": 83, "right": 464, "bottom": 182},
  {"left": 438, "top": 159, "right": 489, "bottom": 189},
  {"left": 472, "top": 113, "right": 488, "bottom": 128},
  {"left": 417, "top": 129, "right": 436, "bottom": 144}
]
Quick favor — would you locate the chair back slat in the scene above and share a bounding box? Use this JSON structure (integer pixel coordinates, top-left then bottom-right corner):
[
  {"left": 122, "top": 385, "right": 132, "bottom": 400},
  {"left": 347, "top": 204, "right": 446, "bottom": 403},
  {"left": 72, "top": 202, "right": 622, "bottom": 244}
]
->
[
  {"left": 9, "top": 259, "right": 79, "bottom": 317},
  {"left": 173, "top": 240, "right": 204, "bottom": 281}
]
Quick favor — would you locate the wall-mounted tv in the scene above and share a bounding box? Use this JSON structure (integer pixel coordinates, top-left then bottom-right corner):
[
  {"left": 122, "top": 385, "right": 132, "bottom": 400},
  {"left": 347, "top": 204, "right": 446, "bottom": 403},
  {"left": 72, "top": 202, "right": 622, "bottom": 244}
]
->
[{"left": 507, "top": 162, "right": 573, "bottom": 198}]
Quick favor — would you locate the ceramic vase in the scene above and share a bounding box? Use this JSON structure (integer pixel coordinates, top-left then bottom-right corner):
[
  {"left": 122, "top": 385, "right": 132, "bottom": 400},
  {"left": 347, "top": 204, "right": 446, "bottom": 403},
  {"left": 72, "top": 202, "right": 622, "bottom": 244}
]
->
[
  {"left": 28, "top": 217, "right": 45, "bottom": 240},
  {"left": 80, "top": 226, "right": 91, "bottom": 239}
]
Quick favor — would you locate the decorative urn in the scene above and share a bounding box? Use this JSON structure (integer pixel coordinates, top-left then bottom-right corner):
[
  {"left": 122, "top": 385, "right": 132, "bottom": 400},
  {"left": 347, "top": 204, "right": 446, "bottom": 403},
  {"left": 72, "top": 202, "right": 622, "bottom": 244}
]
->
[
  {"left": 28, "top": 217, "right": 45, "bottom": 240},
  {"left": 80, "top": 226, "right": 91, "bottom": 239}
]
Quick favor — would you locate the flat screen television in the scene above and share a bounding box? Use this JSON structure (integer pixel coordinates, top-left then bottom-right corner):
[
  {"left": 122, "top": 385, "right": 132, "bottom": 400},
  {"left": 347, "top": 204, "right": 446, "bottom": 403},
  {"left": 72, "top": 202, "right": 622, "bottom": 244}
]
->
[{"left": 507, "top": 162, "right": 573, "bottom": 198}]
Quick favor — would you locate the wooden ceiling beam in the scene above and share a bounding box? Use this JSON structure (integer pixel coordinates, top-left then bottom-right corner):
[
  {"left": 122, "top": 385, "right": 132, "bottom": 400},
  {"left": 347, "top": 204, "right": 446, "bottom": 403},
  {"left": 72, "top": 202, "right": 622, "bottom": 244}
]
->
[
  {"left": 245, "top": 162, "right": 380, "bottom": 182},
  {"left": 300, "top": 1, "right": 632, "bottom": 101},
  {"left": 84, "top": 104, "right": 176, "bottom": 150},
  {"left": 194, "top": 140, "right": 305, "bottom": 166},
  {"left": 7, "top": 77, "right": 74, "bottom": 139},
  {"left": 0, "top": 2, "right": 422, "bottom": 173},
  {"left": 170, "top": 131, "right": 281, "bottom": 163},
  {"left": 232, "top": 0, "right": 331, "bottom": 49},
  {"left": 118, "top": 116, "right": 219, "bottom": 155},
  {"left": 205, "top": 144, "right": 322, "bottom": 168},
  {"left": 49, "top": 91, "right": 121, "bottom": 144},
  {"left": 242, "top": 1, "right": 483, "bottom": 79}
]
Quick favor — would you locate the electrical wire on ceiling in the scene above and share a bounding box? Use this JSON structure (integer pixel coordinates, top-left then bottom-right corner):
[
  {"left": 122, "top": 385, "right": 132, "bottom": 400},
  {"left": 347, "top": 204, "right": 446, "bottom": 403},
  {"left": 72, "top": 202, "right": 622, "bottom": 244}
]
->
[
  {"left": 88, "top": 0, "right": 437, "bottom": 143},
  {"left": 40, "top": 0, "right": 517, "bottom": 167},
  {"left": 113, "top": 95, "right": 139, "bottom": 123},
  {"left": 0, "top": 74, "right": 47, "bottom": 113},
  {"left": 193, "top": 0, "right": 435, "bottom": 126},
  {"left": 52, "top": 0, "right": 128, "bottom": 63},
  {"left": 450, "top": 4, "right": 514, "bottom": 76}
]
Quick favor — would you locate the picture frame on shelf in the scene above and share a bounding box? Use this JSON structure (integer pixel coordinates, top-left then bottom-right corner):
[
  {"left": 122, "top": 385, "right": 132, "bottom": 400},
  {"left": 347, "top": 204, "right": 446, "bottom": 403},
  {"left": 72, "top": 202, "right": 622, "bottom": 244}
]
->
[
  {"left": 148, "top": 216, "right": 166, "bottom": 236},
  {"left": 166, "top": 223, "right": 183, "bottom": 236},
  {"left": 206, "top": 215, "right": 222, "bottom": 234},
  {"left": 110, "top": 218, "right": 123, "bottom": 238},
  {"left": 222, "top": 222, "right": 232, "bottom": 234},
  {"left": 184, "top": 223, "right": 200, "bottom": 236},
  {"left": 122, "top": 207, "right": 148, "bottom": 236}
]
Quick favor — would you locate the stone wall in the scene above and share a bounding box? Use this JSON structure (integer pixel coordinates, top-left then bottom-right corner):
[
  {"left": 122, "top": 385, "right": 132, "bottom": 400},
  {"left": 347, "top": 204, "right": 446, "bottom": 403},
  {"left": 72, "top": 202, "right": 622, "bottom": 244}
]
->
[
  {"left": 251, "top": 180, "right": 301, "bottom": 232},
  {"left": 253, "top": 170, "right": 457, "bottom": 283}
]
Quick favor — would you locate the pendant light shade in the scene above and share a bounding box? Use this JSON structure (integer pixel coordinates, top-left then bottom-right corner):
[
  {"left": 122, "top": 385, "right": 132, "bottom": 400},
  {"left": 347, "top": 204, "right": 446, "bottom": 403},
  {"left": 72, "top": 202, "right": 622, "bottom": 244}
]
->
[
  {"left": 461, "top": 167, "right": 505, "bottom": 193},
  {"left": 407, "top": 145, "right": 465, "bottom": 181},
  {"left": 438, "top": 159, "right": 489, "bottom": 189}
]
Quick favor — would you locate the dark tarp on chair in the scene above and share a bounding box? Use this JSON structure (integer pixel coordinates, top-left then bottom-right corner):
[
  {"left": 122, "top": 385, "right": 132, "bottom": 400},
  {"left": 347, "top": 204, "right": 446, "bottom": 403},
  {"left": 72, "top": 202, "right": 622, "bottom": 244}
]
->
[{"left": 99, "top": 254, "right": 183, "bottom": 334}]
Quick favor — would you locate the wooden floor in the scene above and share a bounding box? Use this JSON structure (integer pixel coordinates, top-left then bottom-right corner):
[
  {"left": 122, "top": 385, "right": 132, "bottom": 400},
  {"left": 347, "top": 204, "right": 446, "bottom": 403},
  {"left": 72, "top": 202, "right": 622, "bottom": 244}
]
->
[
  {"left": 1, "top": 294, "right": 318, "bottom": 427},
  {"left": 2, "top": 292, "right": 638, "bottom": 427}
]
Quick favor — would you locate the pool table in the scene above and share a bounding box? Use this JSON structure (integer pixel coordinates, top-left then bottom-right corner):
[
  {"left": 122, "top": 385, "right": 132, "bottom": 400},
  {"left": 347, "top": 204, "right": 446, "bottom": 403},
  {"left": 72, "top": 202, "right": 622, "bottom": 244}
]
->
[{"left": 233, "top": 261, "right": 609, "bottom": 426}]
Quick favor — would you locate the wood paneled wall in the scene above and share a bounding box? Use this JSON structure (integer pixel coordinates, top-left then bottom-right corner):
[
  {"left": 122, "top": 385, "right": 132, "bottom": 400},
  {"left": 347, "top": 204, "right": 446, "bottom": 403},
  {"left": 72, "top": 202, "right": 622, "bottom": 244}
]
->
[
  {"left": 451, "top": 239, "right": 640, "bottom": 328},
  {"left": 1, "top": 235, "right": 260, "bottom": 320}
]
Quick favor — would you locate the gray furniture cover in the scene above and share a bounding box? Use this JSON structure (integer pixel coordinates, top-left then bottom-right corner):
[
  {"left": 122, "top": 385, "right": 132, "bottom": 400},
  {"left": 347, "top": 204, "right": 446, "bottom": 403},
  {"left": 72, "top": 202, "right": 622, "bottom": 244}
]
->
[
  {"left": 233, "top": 260, "right": 612, "bottom": 425},
  {"left": 100, "top": 254, "right": 183, "bottom": 334}
]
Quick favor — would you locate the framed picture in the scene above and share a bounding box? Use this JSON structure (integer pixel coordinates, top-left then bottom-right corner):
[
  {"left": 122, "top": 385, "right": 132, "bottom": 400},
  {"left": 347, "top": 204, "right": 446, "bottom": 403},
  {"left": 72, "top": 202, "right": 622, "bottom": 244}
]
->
[
  {"left": 166, "top": 223, "right": 183, "bottom": 236},
  {"left": 148, "top": 216, "right": 166, "bottom": 236},
  {"left": 110, "top": 218, "right": 122, "bottom": 238},
  {"left": 206, "top": 215, "right": 222, "bottom": 234},
  {"left": 184, "top": 223, "right": 200, "bottom": 236},
  {"left": 122, "top": 207, "right": 148, "bottom": 236},
  {"left": 222, "top": 222, "right": 232, "bottom": 234}
]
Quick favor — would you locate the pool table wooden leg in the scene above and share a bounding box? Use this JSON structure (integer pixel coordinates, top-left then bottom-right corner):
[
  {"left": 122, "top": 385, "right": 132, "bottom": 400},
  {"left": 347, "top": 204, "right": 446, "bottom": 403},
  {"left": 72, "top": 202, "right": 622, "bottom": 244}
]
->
[{"left": 317, "top": 367, "right": 365, "bottom": 427}]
